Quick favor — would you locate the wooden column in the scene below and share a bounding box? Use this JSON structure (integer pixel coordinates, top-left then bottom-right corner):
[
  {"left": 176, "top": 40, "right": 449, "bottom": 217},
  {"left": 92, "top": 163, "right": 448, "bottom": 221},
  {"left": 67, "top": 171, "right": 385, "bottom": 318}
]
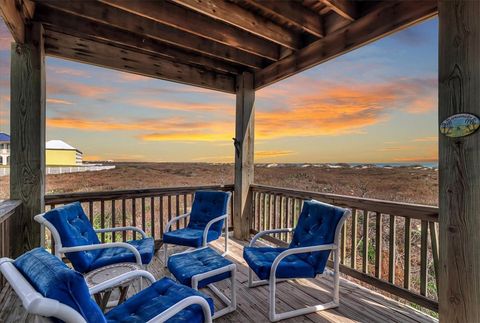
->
[
  {"left": 438, "top": 1, "right": 480, "bottom": 321},
  {"left": 9, "top": 23, "right": 46, "bottom": 258},
  {"left": 233, "top": 72, "right": 255, "bottom": 240}
]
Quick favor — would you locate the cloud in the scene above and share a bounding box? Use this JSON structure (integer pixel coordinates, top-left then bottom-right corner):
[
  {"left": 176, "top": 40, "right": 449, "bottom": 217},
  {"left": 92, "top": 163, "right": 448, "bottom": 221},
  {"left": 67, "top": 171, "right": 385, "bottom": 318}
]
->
[
  {"left": 47, "top": 98, "right": 73, "bottom": 105},
  {"left": 394, "top": 155, "right": 438, "bottom": 163},
  {"left": 47, "top": 66, "right": 89, "bottom": 78},
  {"left": 413, "top": 136, "right": 437, "bottom": 142},
  {"left": 119, "top": 73, "right": 150, "bottom": 81},
  {"left": 131, "top": 99, "right": 233, "bottom": 114},
  {"left": 0, "top": 24, "right": 13, "bottom": 51},
  {"left": 255, "top": 150, "right": 295, "bottom": 159},
  {"left": 377, "top": 146, "right": 414, "bottom": 152},
  {"left": 47, "top": 82, "right": 114, "bottom": 98}
]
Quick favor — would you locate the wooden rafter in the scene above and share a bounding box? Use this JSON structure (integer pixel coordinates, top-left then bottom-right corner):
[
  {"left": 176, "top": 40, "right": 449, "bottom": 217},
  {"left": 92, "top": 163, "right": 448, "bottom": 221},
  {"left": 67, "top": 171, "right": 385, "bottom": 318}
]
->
[
  {"left": 255, "top": 0, "right": 438, "bottom": 89},
  {"left": 34, "top": 5, "right": 245, "bottom": 75},
  {"left": 0, "top": 0, "right": 35, "bottom": 43},
  {"left": 44, "top": 30, "right": 236, "bottom": 93},
  {"left": 237, "top": 0, "right": 324, "bottom": 38},
  {"left": 168, "top": 0, "right": 303, "bottom": 50},
  {"left": 39, "top": 0, "right": 271, "bottom": 68},
  {"left": 98, "top": 0, "right": 282, "bottom": 59},
  {"left": 320, "top": 0, "right": 358, "bottom": 21}
]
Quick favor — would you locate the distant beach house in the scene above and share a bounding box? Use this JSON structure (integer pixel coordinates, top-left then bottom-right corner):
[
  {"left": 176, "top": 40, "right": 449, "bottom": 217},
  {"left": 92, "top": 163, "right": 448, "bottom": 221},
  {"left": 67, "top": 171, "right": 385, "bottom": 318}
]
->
[
  {"left": 46, "top": 140, "right": 83, "bottom": 166},
  {"left": 0, "top": 133, "right": 10, "bottom": 166}
]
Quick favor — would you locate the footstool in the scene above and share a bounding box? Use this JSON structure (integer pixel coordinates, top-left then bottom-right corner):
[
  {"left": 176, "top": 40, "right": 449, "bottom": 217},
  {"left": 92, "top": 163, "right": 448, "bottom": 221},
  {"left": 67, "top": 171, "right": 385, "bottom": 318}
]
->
[{"left": 168, "top": 246, "right": 236, "bottom": 319}]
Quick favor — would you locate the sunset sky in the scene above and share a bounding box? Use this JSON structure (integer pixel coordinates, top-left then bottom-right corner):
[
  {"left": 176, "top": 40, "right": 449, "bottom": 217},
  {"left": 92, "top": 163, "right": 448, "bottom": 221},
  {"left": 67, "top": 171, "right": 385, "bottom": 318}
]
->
[{"left": 0, "top": 17, "right": 438, "bottom": 164}]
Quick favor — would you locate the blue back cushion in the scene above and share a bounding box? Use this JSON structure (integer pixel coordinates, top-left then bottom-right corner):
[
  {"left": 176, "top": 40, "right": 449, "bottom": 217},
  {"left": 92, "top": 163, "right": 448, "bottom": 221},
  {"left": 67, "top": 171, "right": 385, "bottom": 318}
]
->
[
  {"left": 289, "top": 200, "right": 346, "bottom": 274},
  {"left": 14, "top": 248, "right": 106, "bottom": 323},
  {"left": 187, "top": 191, "right": 230, "bottom": 234},
  {"left": 44, "top": 202, "right": 100, "bottom": 273}
]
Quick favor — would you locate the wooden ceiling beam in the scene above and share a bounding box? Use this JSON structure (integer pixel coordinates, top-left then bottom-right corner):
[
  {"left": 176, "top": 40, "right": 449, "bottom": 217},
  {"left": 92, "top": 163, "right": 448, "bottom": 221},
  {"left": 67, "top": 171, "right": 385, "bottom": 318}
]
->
[
  {"left": 99, "top": 0, "right": 282, "bottom": 59},
  {"left": 319, "top": 0, "right": 358, "bottom": 21},
  {"left": 237, "top": 0, "right": 324, "bottom": 38},
  {"left": 169, "top": 0, "right": 303, "bottom": 50},
  {"left": 255, "top": 0, "right": 438, "bottom": 89},
  {"left": 44, "top": 30, "right": 236, "bottom": 93},
  {"left": 34, "top": 5, "right": 246, "bottom": 75},
  {"left": 0, "top": 0, "right": 35, "bottom": 43},
  {"left": 39, "top": 0, "right": 271, "bottom": 69}
]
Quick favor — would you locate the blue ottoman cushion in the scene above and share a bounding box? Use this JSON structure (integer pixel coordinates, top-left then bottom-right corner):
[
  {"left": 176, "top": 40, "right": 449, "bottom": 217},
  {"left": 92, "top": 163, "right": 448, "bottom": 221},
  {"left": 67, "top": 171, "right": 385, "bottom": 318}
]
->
[
  {"left": 163, "top": 228, "right": 221, "bottom": 248},
  {"left": 243, "top": 247, "right": 316, "bottom": 280},
  {"left": 168, "top": 247, "right": 233, "bottom": 288},
  {"left": 105, "top": 277, "right": 214, "bottom": 323}
]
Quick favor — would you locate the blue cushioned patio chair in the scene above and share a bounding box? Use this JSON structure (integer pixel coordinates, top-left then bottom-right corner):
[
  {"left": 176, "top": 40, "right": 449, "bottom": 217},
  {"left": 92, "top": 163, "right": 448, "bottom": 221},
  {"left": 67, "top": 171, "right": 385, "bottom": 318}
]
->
[
  {"left": 34, "top": 202, "right": 154, "bottom": 274},
  {"left": 0, "top": 248, "right": 213, "bottom": 323},
  {"left": 163, "top": 190, "right": 231, "bottom": 266},
  {"left": 243, "top": 199, "right": 351, "bottom": 322}
]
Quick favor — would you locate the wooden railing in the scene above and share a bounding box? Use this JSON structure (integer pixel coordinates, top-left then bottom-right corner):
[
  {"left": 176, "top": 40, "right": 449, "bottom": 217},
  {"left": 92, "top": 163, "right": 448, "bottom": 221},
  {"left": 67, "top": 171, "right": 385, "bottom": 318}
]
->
[
  {"left": 44, "top": 184, "right": 235, "bottom": 250},
  {"left": 250, "top": 184, "right": 439, "bottom": 312},
  {"left": 0, "top": 200, "right": 21, "bottom": 289}
]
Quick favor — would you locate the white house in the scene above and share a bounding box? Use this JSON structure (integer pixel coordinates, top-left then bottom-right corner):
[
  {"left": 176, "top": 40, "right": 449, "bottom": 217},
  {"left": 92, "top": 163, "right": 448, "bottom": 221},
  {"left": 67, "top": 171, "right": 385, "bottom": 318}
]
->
[{"left": 0, "top": 133, "right": 10, "bottom": 166}]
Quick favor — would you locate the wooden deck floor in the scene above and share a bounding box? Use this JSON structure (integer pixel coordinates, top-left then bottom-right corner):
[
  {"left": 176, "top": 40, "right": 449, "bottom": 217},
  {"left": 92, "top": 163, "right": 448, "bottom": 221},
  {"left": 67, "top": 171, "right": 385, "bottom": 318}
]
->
[{"left": 0, "top": 237, "right": 437, "bottom": 323}]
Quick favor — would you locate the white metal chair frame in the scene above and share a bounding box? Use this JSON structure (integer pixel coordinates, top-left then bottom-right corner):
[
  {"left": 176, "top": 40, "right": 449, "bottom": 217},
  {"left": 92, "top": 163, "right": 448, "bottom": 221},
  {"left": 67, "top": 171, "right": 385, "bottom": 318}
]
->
[
  {"left": 0, "top": 258, "right": 213, "bottom": 323},
  {"left": 169, "top": 246, "right": 237, "bottom": 319},
  {"left": 247, "top": 208, "right": 351, "bottom": 322},
  {"left": 35, "top": 213, "right": 148, "bottom": 268},
  {"left": 163, "top": 193, "right": 231, "bottom": 265}
]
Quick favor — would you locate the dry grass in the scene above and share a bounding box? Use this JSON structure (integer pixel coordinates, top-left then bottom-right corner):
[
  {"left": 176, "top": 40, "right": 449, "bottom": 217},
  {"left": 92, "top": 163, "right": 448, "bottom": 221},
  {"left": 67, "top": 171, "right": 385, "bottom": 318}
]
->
[{"left": 0, "top": 163, "right": 438, "bottom": 205}]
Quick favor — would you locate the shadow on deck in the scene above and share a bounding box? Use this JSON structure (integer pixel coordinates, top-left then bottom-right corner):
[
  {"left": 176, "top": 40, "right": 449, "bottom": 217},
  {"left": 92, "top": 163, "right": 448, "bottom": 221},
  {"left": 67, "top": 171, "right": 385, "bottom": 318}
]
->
[{"left": 0, "top": 237, "right": 437, "bottom": 323}]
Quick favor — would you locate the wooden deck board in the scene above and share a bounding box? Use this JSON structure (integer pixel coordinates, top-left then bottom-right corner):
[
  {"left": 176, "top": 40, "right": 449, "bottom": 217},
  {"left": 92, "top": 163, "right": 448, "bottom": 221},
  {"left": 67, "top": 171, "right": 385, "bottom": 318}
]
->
[{"left": 0, "top": 237, "right": 437, "bottom": 323}]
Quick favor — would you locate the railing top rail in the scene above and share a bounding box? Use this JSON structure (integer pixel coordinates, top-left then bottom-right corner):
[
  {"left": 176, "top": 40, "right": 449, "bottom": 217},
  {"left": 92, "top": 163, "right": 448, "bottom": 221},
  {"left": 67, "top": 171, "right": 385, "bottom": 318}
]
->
[
  {"left": 251, "top": 184, "right": 438, "bottom": 222},
  {"left": 45, "top": 184, "right": 235, "bottom": 204},
  {"left": 0, "top": 200, "right": 21, "bottom": 224}
]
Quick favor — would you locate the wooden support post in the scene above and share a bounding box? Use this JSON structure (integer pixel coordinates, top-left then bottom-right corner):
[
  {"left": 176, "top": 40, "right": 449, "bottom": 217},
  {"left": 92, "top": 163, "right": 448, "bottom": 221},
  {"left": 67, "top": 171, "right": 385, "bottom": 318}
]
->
[
  {"left": 233, "top": 72, "right": 255, "bottom": 240},
  {"left": 439, "top": 1, "right": 480, "bottom": 321},
  {"left": 9, "top": 23, "right": 46, "bottom": 258}
]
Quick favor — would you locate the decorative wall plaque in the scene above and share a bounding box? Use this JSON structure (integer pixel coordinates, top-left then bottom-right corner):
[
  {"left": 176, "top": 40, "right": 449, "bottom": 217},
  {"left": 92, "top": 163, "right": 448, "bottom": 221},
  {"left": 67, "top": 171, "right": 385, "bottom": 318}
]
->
[{"left": 440, "top": 113, "right": 480, "bottom": 138}]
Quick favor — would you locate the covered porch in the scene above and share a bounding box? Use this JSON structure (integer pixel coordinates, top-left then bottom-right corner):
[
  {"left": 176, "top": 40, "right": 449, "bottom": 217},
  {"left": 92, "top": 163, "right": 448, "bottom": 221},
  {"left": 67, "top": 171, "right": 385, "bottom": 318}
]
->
[{"left": 0, "top": 0, "right": 478, "bottom": 322}]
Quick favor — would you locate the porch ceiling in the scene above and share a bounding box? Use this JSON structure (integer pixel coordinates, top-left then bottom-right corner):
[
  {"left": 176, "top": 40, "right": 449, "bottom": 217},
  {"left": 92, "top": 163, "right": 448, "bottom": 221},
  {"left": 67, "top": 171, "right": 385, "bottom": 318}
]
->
[{"left": 2, "top": 0, "right": 437, "bottom": 93}]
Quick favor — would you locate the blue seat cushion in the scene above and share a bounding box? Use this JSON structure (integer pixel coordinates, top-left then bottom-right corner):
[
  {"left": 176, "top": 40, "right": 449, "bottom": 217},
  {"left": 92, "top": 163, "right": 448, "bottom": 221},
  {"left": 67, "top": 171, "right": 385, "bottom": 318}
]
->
[
  {"left": 105, "top": 277, "right": 214, "bottom": 323},
  {"left": 89, "top": 238, "right": 155, "bottom": 272},
  {"left": 44, "top": 202, "right": 101, "bottom": 273},
  {"left": 168, "top": 247, "right": 233, "bottom": 288},
  {"left": 187, "top": 191, "right": 230, "bottom": 235},
  {"left": 289, "top": 200, "right": 346, "bottom": 274},
  {"left": 243, "top": 246, "right": 316, "bottom": 280},
  {"left": 13, "top": 248, "right": 106, "bottom": 323},
  {"left": 163, "top": 228, "right": 221, "bottom": 248}
]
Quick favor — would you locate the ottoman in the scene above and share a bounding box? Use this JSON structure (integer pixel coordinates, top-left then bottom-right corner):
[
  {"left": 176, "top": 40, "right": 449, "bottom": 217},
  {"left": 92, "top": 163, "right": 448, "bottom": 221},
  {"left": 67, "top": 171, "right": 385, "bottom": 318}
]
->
[{"left": 168, "top": 246, "right": 236, "bottom": 319}]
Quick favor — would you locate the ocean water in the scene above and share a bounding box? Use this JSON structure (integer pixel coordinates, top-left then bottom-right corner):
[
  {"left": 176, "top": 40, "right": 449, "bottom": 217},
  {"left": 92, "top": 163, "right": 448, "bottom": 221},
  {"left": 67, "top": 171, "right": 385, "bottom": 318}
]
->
[{"left": 349, "top": 162, "right": 438, "bottom": 169}]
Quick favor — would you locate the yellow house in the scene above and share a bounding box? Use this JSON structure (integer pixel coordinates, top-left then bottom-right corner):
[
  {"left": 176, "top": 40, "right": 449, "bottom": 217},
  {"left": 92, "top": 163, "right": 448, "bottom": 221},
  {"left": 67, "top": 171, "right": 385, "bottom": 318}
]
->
[{"left": 46, "top": 140, "right": 83, "bottom": 166}]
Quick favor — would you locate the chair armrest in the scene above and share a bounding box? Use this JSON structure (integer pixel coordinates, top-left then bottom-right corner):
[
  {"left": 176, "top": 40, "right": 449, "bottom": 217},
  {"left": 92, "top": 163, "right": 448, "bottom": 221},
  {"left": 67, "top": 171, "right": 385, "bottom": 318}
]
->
[
  {"left": 88, "top": 269, "right": 156, "bottom": 295},
  {"left": 270, "top": 244, "right": 337, "bottom": 281},
  {"left": 59, "top": 242, "right": 142, "bottom": 266},
  {"left": 165, "top": 213, "right": 190, "bottom": 233},
  {"left": 148, "top": 295, "right": 212, "bottom": 323},
  {"left": 249, "top": 228, "right": 294, "bottom": 247},
  {"left": 95, "top": 226, "right": 147, "bottom": 239},
  {"left": 202, "top": 214, "right": 228, "bottom": 246}
]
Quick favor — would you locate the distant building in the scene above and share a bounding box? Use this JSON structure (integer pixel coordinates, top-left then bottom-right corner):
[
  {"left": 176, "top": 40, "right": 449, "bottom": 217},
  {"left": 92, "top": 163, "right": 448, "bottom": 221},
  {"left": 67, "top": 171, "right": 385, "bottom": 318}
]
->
[
  {"left": 46, "top": 140, "right": 83, "bottom": 166},
  {"left": 0, "top": 133, "right": 10, "bottom": 166}
]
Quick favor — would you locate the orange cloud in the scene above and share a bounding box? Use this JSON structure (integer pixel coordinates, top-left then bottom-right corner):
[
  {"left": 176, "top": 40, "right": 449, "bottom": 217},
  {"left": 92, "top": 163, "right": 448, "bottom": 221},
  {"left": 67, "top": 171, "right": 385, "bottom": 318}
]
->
[
  {"left": 47, "top": 82, "right": 114, "bottom": 98},
  {"left": 377, "top": 146, "right": 414, "bottom": 152},
  {"left": 119, "top": 73, "right": 150, "bottom": 81},
  {"left": 394, "top": 156, "right": 438, "bottom": 163},
  {"left": 47, "top": 66, "right": 89, "bottom": 78},
  {"left": 47, "top": 98, "right": 73, "bottom": 105},
  {"left": 413, "top": 136, "right": 437, "bottom": 142},
  {"left": 0, "top": 25, "right": 13, "bottom": 51},
  {"left": 255, "top": 150, "right": 295, "bottom": 159},
  {"left": 131, "top": 99, "right": 233, "bottom": 114}
]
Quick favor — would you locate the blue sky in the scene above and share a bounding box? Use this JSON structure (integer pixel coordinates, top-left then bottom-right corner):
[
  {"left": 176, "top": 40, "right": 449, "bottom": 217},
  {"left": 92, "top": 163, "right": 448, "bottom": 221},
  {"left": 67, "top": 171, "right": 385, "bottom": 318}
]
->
[{"left": 0, "top": 17, "right": 438, "bottom": 163}]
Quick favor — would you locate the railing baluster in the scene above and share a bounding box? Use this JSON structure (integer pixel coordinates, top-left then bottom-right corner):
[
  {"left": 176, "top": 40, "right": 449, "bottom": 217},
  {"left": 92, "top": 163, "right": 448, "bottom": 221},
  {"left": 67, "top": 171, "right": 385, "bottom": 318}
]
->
[
  {"left": 282, "top": 196, "right": 287, "bottom": 242},
  {"left": 404, "top": 217, "right": 411, "bottom": 289},
  {"left": 341, "top": 215, "right": 347, "bottom": 265},
  {"left": 362, "top": 210, "right": 369, "bottom": 273},
  {"left": 160, "top": 196, "right": 164, "bottom": 238},
  {"left": 132, "top": 198, "right": 137, "bottom": 240},
  {"left": 151, "top": 197, "right": 155, "bottom": 239},
  {"left": 175, "top": 195, "right": 180, "bottom": 228},
  {"left": 122, "top": 199, "right": 126, "bottom": 242},
  {"left": 388, "top": 215, "right": 396, "bottom": 284},
  {"left": 429, "top": 221, "right": 439, "bottom": 296},
  {"left": 272, "top": 194, "right": 277, "bottom": 237},
  {"left": 183, "top": 194, "right": 188, "bottom": 228},
  {"left": 111, "top": 200, "right": 116, "bottom": 242},
  {"left": 89, "top": 201, "right": 93, "bottom": 223},
  {"left": 375, "top": 212, "right": 382, "bottom": 279},
  {"left": 100, "top": 201, "right": 105, "bottom": 242},
  {"left": 351, "top": 208, "right": 357, "bottom": 269},
  {"left": 168, "top": 195, "right": 173, "bottom": 230},
  {"left": 420, "top": 220, "right": 428, "bottom": 296},
  {"left": 141, "top": 197, "right": 146, "bottom": 234}
]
